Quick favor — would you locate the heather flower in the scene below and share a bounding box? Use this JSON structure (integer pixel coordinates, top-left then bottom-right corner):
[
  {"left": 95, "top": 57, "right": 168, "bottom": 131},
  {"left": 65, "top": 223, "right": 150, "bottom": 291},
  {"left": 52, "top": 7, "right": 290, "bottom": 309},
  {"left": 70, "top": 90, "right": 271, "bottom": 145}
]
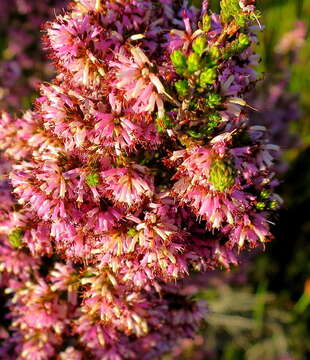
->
[
  {"left": 99, "top": 165, "right": 155, "bottom": 210},
  {"left": 239, "top": 0, "right": 256, "bottom": 13},
  {"left": 0, "top": 1, "right": 282, "bottom": 358},
  {"left": 46, "top": 14, "right": 107, "bottom": 87},
  {"left": 91, "top": 100, "right": 161, "bottom": 153},
  {"left": 169, "top": 135, "right": 277, "bottom": 248},
  {"left": 38, "top": 84, "right": 91, "bottom": 151},
  {"left": 58, "top": 347, "right": 83, "bottom": 360},
  {"left": 111, "top": 47, "right": 168, "bottom": 118},
  {"left": 92, "top": 111, "right": 140, "bottom": 153}
]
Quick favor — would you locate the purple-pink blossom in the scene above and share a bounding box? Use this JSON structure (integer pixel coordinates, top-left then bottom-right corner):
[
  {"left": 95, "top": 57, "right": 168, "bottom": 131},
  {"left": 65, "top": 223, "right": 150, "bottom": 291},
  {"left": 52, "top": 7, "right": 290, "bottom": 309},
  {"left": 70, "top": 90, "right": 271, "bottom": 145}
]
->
[{"left": 0, "top": 1, "right": 282, "bottom": 359}]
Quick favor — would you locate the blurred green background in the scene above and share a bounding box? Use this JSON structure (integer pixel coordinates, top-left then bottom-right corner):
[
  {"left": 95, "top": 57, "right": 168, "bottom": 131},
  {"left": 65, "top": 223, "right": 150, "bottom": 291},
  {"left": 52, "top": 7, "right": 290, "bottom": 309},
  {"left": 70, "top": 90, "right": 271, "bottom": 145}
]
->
[{"left": 259, "top": 0, "right": 310, "bottom": 147}]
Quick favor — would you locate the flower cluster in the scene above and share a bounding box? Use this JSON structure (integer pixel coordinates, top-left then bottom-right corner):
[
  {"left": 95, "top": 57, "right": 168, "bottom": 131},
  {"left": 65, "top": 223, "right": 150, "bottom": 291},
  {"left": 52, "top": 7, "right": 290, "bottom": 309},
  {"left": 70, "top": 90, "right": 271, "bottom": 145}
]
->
[{"left": 0, "top": 1, "right": 281, "bottom": 359}]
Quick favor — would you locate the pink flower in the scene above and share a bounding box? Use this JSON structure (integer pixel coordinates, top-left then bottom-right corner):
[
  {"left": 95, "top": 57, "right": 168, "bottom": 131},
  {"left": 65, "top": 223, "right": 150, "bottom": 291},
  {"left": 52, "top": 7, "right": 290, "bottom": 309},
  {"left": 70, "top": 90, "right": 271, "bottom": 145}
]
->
[
  {"left": 46, "top": 14, "right": 107, "bottom": 87},
  {"left": 111, "top": 47, "right": 167, "bottom": 118},
  {"left": 100, "top": 165, "right": 155, "bottom": 210},
  {"left": 92, "top": 111, "right": 142, "bottom": 153},
  {"left": 0, "top": 1, "right": 281, "bottom": 358}
]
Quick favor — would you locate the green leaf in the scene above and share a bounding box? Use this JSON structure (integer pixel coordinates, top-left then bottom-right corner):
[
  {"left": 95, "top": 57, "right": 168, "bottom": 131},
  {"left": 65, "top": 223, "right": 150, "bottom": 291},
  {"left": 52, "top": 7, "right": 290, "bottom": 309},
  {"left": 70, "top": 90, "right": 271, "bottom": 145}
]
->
[
  {"left": 175, "top": 79, "right": 189, "bottom": 96},
  {"left": 209, "top": 158, "right": 236, "bottom": 191},
  {"left": 206, "top": 93, "right": 222, "bottom": 108},
  {"left": 187, "top": 52, "right": 201, "bottom": 73},
  {"left": 199, "top": 68, "right": 217, "bottom": 88},
  {"left": 170, "top": 50, "right": 187, "bottom": 74},
  {"left": 192, "top": 36, "right": 207, "bottom": 55},
  {"left": 8, "top": 228, "right": 24, "bottom": 248},
  {"left": 86, "top": 173, "right": 100, "bottom": 186}
]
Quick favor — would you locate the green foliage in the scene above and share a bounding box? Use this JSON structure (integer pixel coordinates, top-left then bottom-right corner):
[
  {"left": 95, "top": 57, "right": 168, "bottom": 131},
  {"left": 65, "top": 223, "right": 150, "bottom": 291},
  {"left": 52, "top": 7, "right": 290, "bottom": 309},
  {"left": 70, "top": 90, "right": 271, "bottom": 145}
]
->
[
  {"left": 209, "top": 46, "right": 221, "bottom": 61},
  {"left": 199, "top": 68, "right": 217, "bottom": 88},
  {"left": 187, "top": 129, "right": 204, "bottom": 139},
  {"left": 209, "top": 159, "right": 236, "bottom": 192},
  {"left": 206, "top": 93, "right": 222, "bottom": 108},
  {"left": 192, "top": 36, "right": 207, "bottom": 55},
  {"left": 187, "top": 52, "right": 201, "bottom": 74},
  {"left": 86, "top": 172, "right": 100, "bottom": 187},
  {"left": 220, "top": 0, "right": 246, "bottom": 26},
  {"left": 175, "top": 79, "right": 189, "bottom": 97},
  {"left": 208, "top": 112, "right": 222, "bottom": 129},
  {"left": 127, "top": 228, "right": 138, "bottom": 237},
  {"left": 202, "top": 13, "right": 211, "bottom": 32},
  {"left": 170, "top": 50, "right": 187, "bottom": 75},
  {"left": 187, "top": 112, "right": 221, "bottom": 139},
  {"left": 8, "top": 228, "right": 24, "bottom": 248},
  {"left": 223, "top": 33, "right": 251, "bottom": 59},
  {"left": 155, "top": 113, "right": 173, "bottom": 132}
]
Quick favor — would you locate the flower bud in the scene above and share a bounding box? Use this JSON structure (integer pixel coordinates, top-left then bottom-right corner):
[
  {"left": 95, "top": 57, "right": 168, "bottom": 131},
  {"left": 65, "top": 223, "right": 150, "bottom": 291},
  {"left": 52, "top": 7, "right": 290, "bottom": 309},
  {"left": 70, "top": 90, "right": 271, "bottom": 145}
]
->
[
  {"left": 260, "top": 190, "right": 271, "bottom": 200},
  {"left": 199, "top": 68, "right": 217, "bottom": 88},
  {"left": 187, "top": 52, "right": 201, "bottom": 74},
  {"left": 192, "top": 36, "right": 207, "bottom": 55},
  {"left": 202, "top": 14, "right": 211, "bottom": 32},
  {"left": 268, "top": 200, "right": 279, "bottom": 210},
  {"left": 86, "top": 173, "right": 100, "bottom": 186},
  {"left": 209, "top": 46, "right": 221, "bottom": 61},
  {"left": 256, "top": 202, "right": 266, "bottom": 210},
  {"left": 206, "top": 93, "right": 222, "bottom": 108},
  {"left": 209, "top": 159, "right": 236, "bottom": 192},
  {"left": 170, "top": 50, "right": 187, "bottom": 74},
  {"left": 238, "top": 33, "right": 250, "bottom": 48},
  {"left": 8, "top": 228, "right": 24, "bottom": 248},
  {"left": 175, "top": 79, "right": 189, "bottom": 96}
]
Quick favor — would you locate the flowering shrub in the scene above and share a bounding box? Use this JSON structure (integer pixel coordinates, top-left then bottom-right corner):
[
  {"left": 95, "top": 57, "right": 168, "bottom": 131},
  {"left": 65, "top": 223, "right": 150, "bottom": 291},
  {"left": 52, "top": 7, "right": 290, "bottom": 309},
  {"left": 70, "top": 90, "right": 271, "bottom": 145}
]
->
[
  {"left": 164, "top": 20, "right": 307, "bottom": 360},
  {"left": 0, "top": 1, "right": 281, "bottom": 359}
]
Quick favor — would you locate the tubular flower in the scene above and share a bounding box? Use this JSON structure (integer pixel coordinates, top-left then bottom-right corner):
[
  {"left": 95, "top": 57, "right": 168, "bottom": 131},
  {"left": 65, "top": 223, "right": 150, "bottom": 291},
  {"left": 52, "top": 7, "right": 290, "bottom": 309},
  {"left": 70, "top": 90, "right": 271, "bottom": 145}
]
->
[
  {"left": 99, "top": 165, "right": 155, "bottom": 210},
  {"left": 0, "top": 1, "right": 281, "bottom": 359},
  {"left": 111, "top": 47, "right": 168, "bottom": 118}
]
